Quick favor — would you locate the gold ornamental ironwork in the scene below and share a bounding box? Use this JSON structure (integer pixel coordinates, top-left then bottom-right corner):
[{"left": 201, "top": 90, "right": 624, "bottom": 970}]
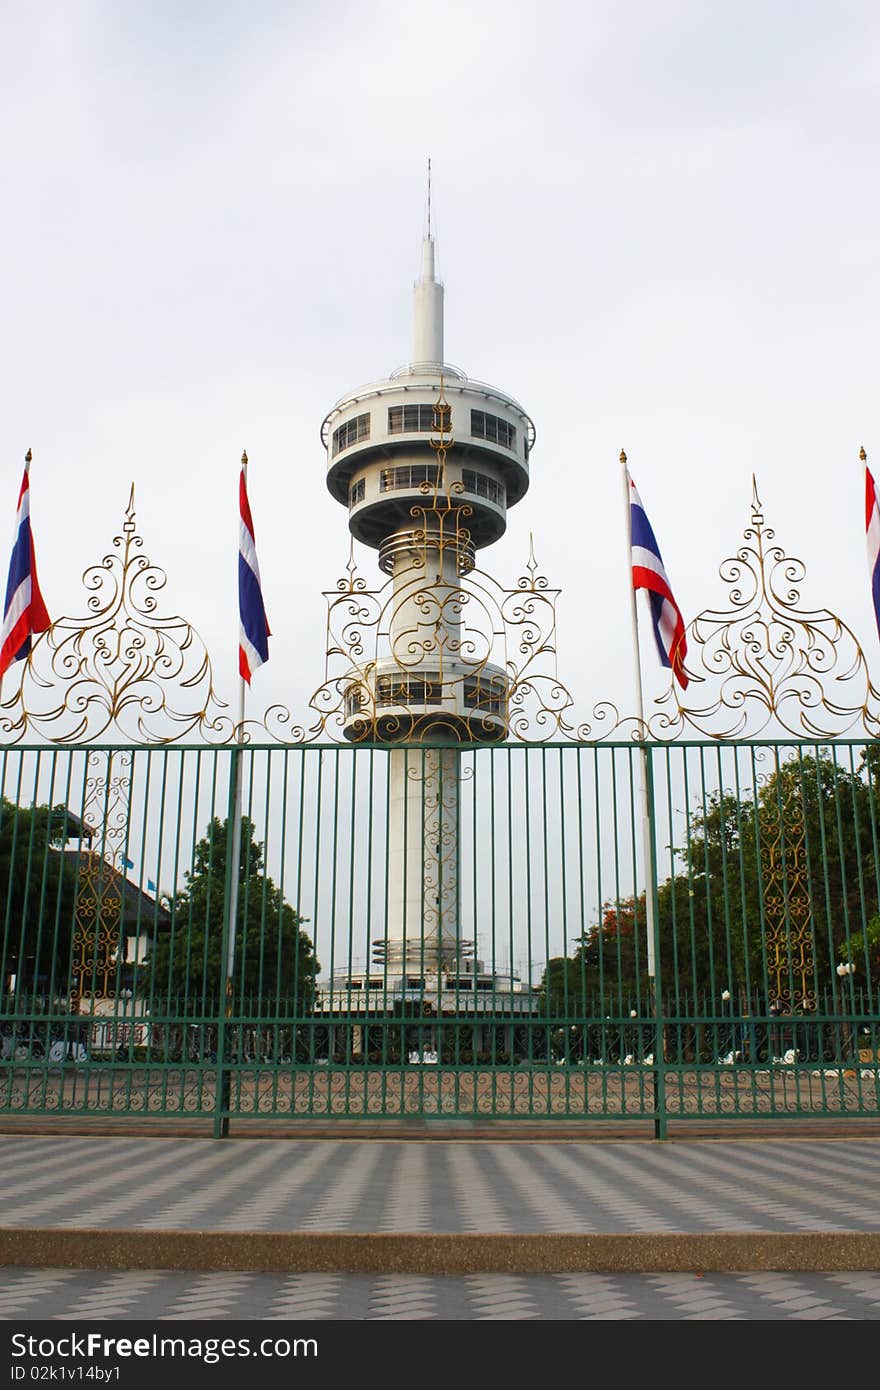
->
[
  {"left": 0, "top": 486, "right": 231, "bottom": 746},
  {"left": 654, "top": 477, "right": 880, "bottom": 741},
  {"left": 757, "top": 755, "right": 816, "bottom": 1011},
  {"left": 0, "top": 458, "right": 877, "bottom": 749},
  {"left": 70, "top": 751, "right": 132, "bottom": 1006}
]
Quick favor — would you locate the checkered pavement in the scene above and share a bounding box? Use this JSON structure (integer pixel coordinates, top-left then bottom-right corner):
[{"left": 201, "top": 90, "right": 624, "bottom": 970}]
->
[
  {"left": 1, "top": 1268, "right": 879, "bottom": 1319},
  {"left": 1, "top": 1136, "right": 878, "bottom": 1233}
]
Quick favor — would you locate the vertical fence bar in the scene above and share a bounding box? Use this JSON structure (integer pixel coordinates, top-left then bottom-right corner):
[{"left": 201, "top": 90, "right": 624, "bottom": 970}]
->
[
  {"left": 214, "top": 743, "right": 240, "bottom": 1138},
  {"left": 642, "top": 745, "right": 667, "bottom": 1138}
]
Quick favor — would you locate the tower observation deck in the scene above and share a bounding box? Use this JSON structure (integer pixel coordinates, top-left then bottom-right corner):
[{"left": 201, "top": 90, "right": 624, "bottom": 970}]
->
[
  {"left": 322, "top": 231, "right": 536, "bottom": 742},
  {"left": 317, "top": 220, "right": 536, "bottom": 1020}
]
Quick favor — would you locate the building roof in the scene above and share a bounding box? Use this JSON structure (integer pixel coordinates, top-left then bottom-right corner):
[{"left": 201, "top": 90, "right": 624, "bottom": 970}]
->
[{"left": 57, "top": 848, "right": 173, "bottom": 932}]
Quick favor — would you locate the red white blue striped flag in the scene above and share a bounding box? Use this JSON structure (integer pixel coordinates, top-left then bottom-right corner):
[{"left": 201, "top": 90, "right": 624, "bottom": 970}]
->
[
  {"left": 628, "top": 468, "right": 689, "bottom": 689},
  {"left": 865, "top": 455, "right": 880, "bottom": 641},
  {"left": 0, "top": 453, "right": 50, "bottom": 681},
  {"left": 238, "top": 454, "right": 270, "bottom": 684}
]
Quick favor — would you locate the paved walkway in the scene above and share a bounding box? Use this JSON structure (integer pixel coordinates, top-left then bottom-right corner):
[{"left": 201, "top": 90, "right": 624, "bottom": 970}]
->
[
  {"left": 2, "top": 1135, "right": 879, "bottom": 1234},
  {"left": 0, "top": 1134, "right": 878, "bottom": 1281},
  {"left": 2, "top": 1268, "right": 880, "bottom": 1319}
]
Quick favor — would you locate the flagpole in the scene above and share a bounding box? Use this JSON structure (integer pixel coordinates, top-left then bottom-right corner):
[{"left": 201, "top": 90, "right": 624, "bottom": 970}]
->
[
  {"left": 621, "top": 450, "right": 657, "bottom": 979},
  {"left": 225, "top": 450, "right": 251, "bottom": 1000},
  {"left": 1, "top": 448, "right": 46, "bottom": 719},
  {"left": 225, "top": 679, "right": 246, "bottom": 991},
  {"left": 0, "top": 448, "right": 28, "bottom": 717},
  {"left": 622, "top": 449, "right": 668, "bottom": 1138},
  {"left": 216, "top": 451, "right": 249, "bottom": 1137}
]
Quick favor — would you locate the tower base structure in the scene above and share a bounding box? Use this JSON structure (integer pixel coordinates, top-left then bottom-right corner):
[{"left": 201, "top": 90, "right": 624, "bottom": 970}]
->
[{"left": 313, "top": 954, "right": 535, "bottom": 1066}]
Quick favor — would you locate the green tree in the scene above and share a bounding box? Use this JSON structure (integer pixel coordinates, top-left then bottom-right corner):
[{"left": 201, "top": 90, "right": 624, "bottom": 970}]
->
[
  {"left": 538, "top": 953, "right": 590, "bottom": 1016},
  {"left": 842, "top": 914, "right": 880, "bottom": 975},
  {"left": 0, "top": 798, "right": 79, "bottom": 995},
  {"left": 537, "top": 749, "right": 880, "bottom": 1017},
  {"left": 538, "top": 899, "right": 648, "bottom": 1016},
  {"left": 666, "top": 789, "right": 753, "bottom": 1002},
  {"left": 149, "top": 816, "right": 318, "bottom": 1009}
]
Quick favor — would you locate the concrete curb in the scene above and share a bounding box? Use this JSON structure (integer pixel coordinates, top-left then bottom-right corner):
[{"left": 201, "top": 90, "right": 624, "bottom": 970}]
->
[
  {"left": 2, "top": 1119, "right": 879, "bottom": 1141},
  {"left": 2, "top": 1229, "right": 880, "bottom": 1274}
]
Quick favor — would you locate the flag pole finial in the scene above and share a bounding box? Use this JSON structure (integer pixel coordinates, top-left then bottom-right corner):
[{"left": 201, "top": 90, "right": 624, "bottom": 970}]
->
[
  {"left": 25, "top": 449, "right": 32, "bottom": 465},
  {"left": 620, "top": 448, "right": 627, "bottom": 465},
  {"left": 241, "top": 450, "right": 248, "bottom": 467},
  {"left": 860, "top": 445, "right": 867, "bottom": 462}
]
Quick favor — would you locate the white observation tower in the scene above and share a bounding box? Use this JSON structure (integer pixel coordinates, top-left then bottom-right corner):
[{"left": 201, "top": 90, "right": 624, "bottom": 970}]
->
[{"left": 318, "top": 205, "right": 535, "bottom": 1023}]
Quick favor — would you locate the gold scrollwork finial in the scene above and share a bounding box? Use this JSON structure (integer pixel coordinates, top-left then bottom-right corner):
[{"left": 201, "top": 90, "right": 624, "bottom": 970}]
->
[
  {"left": 123, "top": 483, "right": 136, "bottom": 535},
  {"left": 526, "top": 531, "right": 538, "bottom": 586},
  {"left": 619, "top": 448, "right": 627, "bottom": 465},
  {"left": 860, "top": 445, "right": 867, "bottom": 462}
]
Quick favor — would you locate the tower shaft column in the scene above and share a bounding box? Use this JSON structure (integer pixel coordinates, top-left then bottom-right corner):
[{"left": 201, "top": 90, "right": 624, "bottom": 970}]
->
[
  {"left": 383, "top": 524, "right": 464, "bottom": 974},
  {"left": 387, "top": 744, "right": 459, "bottom": 974},
  {"left": 388, "top": 524, "right": 464, "bottom": 672}
]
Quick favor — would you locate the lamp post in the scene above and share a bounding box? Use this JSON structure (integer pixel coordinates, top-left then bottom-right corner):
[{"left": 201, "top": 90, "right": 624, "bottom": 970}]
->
[
  {"left": 836, "top": 961, "right": 856, "bottom": 1061},
  {"left": 118, "top": 987, "right": 132, "bottom": 1059},
  {"left": 720, "top": 988, "right": 733, "bottom": 1061}
]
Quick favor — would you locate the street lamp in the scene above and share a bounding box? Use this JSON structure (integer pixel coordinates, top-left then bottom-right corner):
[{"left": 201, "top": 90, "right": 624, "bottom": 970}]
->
[
  {"left": 719, "top": 988, "right": 734, "bottom": 1061},
  {"left": 835, "top": 962, "right": 856, "bottom": 1062}
]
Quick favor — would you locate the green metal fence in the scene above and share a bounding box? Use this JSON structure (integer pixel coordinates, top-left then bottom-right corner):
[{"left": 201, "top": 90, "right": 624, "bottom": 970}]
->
[{"left": 1, "top": 740, "right": 878, "bottom": 1133}]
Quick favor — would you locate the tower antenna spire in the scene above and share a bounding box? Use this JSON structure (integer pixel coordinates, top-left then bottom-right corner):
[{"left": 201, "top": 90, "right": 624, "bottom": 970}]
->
[{"left": 414, "top": 161, "right": 442, "bottom": 364}]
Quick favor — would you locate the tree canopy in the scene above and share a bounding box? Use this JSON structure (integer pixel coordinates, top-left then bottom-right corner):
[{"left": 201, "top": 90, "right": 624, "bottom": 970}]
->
[
  {"left": 538, "top": 750, "right": 879, "bottom": 1014},
  {"left": 148, "top": 815, "right": 318, "bottom": 1011},
  {"left": 0, "top": 798, "right": 80, "bottom": 995}
]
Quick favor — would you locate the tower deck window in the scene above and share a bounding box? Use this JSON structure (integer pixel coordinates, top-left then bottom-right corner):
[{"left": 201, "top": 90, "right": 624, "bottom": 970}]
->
[
  {"left": 388, "top": 403, "right": 450, "bottom": 434},
  {"left": 332, "top": 413, "right": 371, "bottom": 458},
  {"left": 463, "top": 676, "right": 506, "bottom": 717},
  {"left": 344, "top": 684, "right": 367, "bottom": 718},
  {"left": 376, "top": 674, "right": 444, "bottom": 707},
  {"left": 349, "top": 477, "right": 365, "bottom": 507},
  {"left": 461, "top": 470, "right": 505, "bottom": 506},
  {"left": 471, "top": 410, "right": 516, "bottom": 452},
  {"left": 379, "top": 464, "right": 441, "bottom": 493}
]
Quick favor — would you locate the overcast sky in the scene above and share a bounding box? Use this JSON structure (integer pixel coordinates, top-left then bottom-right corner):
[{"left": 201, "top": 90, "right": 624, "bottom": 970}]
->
[{"left": 3, "top": 0, "right": 880, "bottom": 735}]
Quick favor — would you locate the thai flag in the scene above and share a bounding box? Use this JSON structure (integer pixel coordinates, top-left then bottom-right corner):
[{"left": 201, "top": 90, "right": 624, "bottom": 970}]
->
[
  {"left": 628, "top": 469, "right": 689, "bottom": 689},
  {"left": 865, "top": 459, "right": 880, "bottom": 641},
  {"left": 238, "top": 456, "right": 270, "bottom": 683},
  {"left": 0, "top": 454, "right": 50, "bottom": 682}
]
